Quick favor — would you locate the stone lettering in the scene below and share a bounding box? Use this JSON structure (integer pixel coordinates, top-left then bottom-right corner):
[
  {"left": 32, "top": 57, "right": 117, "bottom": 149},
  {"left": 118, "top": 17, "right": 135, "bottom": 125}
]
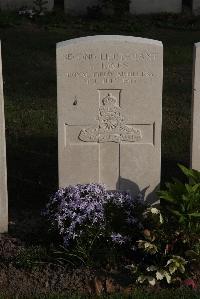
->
[{"left": 57, "top": 36, "right": 163, "bottom": 202}]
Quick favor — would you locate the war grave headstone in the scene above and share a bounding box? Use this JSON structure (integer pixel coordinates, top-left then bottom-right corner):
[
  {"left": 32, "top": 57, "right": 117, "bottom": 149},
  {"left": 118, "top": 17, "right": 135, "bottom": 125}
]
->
[
  {"left": 192, "top": 0, "right": 200, "bottom": 15},
  {"left": 64, "top": 0, "right": 99, "bottom": 15},
  {"left": 57, "top": 36, "right": 163, "bottom": 202},
  {"left": 130, "top": 0, "right": 182, "bottom": 14},
  {"left": 0, "top": 42, "right": 8, "bottom": 233},
  {"left": 0, "top": 0, "right": 54, "bottom": 11},
  {"left": 191, "top": 42, "right": 200, "bottom": 170}
]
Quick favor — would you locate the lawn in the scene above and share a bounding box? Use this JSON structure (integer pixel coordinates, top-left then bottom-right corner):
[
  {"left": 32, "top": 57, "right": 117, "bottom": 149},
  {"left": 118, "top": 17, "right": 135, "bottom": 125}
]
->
[
  {"left": 0, "top": 288, "right": 199, "bottom": 298},
  {"left": 0, "top": 9, "right": 200, "bottom": 297}
]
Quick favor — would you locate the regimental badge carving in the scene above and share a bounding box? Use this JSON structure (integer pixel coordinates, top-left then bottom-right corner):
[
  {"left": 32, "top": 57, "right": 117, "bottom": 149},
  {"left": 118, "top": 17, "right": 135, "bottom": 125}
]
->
[{"left": 79, "top": 93, "right": 142, "bottom": 143}]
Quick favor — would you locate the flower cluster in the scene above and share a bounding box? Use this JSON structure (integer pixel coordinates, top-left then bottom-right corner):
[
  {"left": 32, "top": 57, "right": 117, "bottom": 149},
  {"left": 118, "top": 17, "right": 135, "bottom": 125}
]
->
[
  {"left": 111, "top": 233, "right": 130, "bottom": 245},
  {"left": 44, "top": 183, "right": 144, "bottom": 248},
  {"left": 44, "top": 184, "right": 107, "bottom": 246}
]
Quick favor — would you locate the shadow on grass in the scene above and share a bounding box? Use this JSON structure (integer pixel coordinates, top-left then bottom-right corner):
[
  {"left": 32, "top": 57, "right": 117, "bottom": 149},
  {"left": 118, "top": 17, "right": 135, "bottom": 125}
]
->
[{"left": 6, "top": 135, "right": 57, "bottom": 243}]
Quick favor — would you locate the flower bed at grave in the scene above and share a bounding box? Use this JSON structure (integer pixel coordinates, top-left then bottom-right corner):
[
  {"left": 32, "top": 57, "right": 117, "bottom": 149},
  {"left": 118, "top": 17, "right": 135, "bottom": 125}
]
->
[
  {"left": 42, "top": 164, "right": 200, "bottom": 291},
  {"left": 0, "top": 165, "right": 199, "bottom": 297}
]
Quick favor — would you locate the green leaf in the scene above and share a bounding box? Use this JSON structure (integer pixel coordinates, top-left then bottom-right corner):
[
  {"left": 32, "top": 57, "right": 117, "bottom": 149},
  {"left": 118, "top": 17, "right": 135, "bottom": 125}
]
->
[
  {"left": 191, "top": 183, "right": 200, "bottom": 192},
  {"left": 169, "top": 264, "right": 176, "bottom": 274},
  {"left": 159, "top": 191, "right": 177, "bottom": 203},
  {"left": 189, "top": 212, "right": 200, "bottom": 218},
  {"left": 165, "top": 272, "right": 171, "bottom": 284},
  {"left": 178, "top": 164, "right": 200, "bottom": 183},
  {"left": 179, "top": 264, "right": 186, "bottom": 274},
  {"left": 159, "top": 165, "right": 200, "bottom": 232},
  {"left": 185, "top": 250, "right": 199, "bottom": 258},
  {"left": 137, "top": 275, "right": 156, "bottom": 286},
  {"left": 148, "top": 277, "right": 156, "bottom": 286},
  {"left": 156, "top": 271, "right": 164, "bottom": 280},
  {"left": 185, "top": 184, "right": 192, "bottom": 193},
  {"left": 167, "top": 207, "right": 182, "bottom": 217},
  {"left": 147, "top": 265, "right": 157, "bottom": 272}
]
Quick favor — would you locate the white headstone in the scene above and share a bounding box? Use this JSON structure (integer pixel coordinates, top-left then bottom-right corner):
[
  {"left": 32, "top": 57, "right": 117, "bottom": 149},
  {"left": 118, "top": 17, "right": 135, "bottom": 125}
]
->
[
  {"left": 57, "top": 36, "right": 163, "bottom": 202},
  {"left": 191, "top": 43, "right": 200, "bottom": 170},
  {"left": 193, "top": 0, "right": 200, "bottom": 15},
  {"left": 64, "top": 0, "right": 99, "bottom": 15},
  {"left": 0, "top": 42, "right": 8, "bottom": 233},
  {"left": 0, "top": 0, "right": 54, "bottom": 11},
  {"left": 130, "top": 0, "right": 182, "bottom": 14}
]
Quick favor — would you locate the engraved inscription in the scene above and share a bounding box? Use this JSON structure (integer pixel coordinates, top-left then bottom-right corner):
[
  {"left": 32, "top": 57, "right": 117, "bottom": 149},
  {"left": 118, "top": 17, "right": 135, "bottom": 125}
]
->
[
  {"left": 79, "top": 93, "right": 142, "bottom": 143},
  {"left": 64, "top": 50, "right": 157, "bottom": 85},
  {"left": 65, "top": 52, "right": 159, "bottom": 62}
]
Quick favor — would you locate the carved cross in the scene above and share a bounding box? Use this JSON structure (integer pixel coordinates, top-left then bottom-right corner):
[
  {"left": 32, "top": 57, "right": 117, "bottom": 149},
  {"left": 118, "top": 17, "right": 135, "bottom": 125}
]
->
[
  {"left": 65, "top": 89, "right": 154, "bottom": 189},
  {"left": 79, "top": 92, "right": 143, "bottom": 143}
]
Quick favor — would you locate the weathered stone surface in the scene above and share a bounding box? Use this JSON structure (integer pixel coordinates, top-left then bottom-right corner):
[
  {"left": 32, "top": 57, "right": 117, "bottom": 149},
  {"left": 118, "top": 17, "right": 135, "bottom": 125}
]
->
[
  {"left": 130, "top": 0, "right": 182, "bottom": 14},
  {"left": 0, "top": 0, "right": 54, "bottom": 11},
  {"left": 193, "top": 0, "right": 200, "bottom": 15},
  {"left": 64, "top": 0, "right": 99, "bottom": 15},
  {"left": 0, "top": 42, "right": 8, "bottom": 233},
  {"left": 191, "top": 43, "right": 200, "bottom": 170},
  {"left": 57, "top": 35, "right": 163, "bottom": 202}
]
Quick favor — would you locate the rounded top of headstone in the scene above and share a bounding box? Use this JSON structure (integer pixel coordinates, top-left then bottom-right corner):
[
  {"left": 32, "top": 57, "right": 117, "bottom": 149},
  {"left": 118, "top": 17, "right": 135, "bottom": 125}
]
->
[{"left": 57, "top": 35, "right": 163, "bottom": 49}]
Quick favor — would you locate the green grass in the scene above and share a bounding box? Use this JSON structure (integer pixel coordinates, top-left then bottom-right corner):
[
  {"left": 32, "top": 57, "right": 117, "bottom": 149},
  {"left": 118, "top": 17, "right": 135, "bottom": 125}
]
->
[
  {"left": 0, "top": 11, "right": 199, "bottom": 237},
  {"left": 0, "top": 288, "right": 199, "bottom": 298}
]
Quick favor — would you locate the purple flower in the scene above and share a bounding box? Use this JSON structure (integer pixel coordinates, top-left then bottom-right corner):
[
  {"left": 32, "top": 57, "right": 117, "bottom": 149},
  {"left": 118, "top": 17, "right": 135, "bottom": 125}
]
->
[
  {"left": 111, "top": 233, "right": 129, "bottom": 245},
  {"left": 44, "top": 183, "right": 145, "bottom": 248}
]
